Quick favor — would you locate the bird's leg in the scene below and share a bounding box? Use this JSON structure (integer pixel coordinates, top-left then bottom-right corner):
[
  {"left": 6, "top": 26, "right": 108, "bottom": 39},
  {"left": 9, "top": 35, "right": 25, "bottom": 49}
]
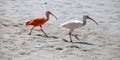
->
[
  {"left": 40, "top": 26, "right": 48, "bottom": 37},
  {"left": 41, "top": 28, "right": 48, "bottom": 37},
  {"left": 28, "top": 27, "right": 34, "bottom": 35},
  {"left": 71, "top": 34, "right": 80, "bottom": 40},
  {"left": 68, "top": 33, "right": 73, "bottom": 43},
  {"left": 68, "top": 29, "right": 74, "bottom": 43}
]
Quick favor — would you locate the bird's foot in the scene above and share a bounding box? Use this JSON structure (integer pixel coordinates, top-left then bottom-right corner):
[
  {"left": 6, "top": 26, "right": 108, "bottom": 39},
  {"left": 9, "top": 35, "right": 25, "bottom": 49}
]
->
[
  {"left": 74, "top": 35, "right": 80, "bottom": 40},
  {"left": 70, "top": 40, "right": 73, "bottom": 43},
  {"left": 45, "top": 35, "right": 48, "bottom": 38},
  {"left": 28, "top": 33, "right": 32, "bottom": 35}
]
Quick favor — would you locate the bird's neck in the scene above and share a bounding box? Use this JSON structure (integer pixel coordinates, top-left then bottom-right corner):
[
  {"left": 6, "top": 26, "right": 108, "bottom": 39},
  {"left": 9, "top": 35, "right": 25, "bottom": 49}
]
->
[
  {"left": 83, "top": 19, "right": 87, "bottom": 26},
  {"left": 46, "top": 13, "right": 50, "bottom": 21}
]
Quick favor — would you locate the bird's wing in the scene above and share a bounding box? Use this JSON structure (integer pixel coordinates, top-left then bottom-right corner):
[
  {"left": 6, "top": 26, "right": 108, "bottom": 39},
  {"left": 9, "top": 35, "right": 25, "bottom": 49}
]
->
[
  {"left": 69, "top": 20, "right": 83, "bottom": 23},
  {"left": 27, "top": 18, "right": 46, "bottom": 26},
  {"left": 59, "top": 20, "right": 83, "bottom": 29}
]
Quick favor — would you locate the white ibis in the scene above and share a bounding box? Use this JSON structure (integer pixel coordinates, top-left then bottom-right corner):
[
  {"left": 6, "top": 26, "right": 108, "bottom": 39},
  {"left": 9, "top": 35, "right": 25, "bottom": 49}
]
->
[{"left": 59, "top": 15, "right": 98, "bottom": 42}]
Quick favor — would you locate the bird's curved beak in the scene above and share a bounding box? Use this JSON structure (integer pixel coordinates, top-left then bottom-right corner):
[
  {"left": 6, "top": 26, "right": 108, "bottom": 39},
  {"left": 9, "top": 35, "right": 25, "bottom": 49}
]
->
[
  {"left": 88, "top": 16, "right": 98, "bottom": 26},
  {"left": 50, "top": 12, "right": 57, "bottom": 20}
]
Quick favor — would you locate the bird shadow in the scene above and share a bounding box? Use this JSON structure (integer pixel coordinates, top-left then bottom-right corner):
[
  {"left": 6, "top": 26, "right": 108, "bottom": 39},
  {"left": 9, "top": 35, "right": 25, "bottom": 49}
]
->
[
  {"left": 74, "top": 41, "right": 94, "bottom": 45},
  {"left": 35, "top": 34, "right": 59, "bottom": 39},
  {"left": 62, "top": 39, "right": 94, "bottom": 45},
  {"left": 62, "top": 39, "right": 69, "bottom": 42}
]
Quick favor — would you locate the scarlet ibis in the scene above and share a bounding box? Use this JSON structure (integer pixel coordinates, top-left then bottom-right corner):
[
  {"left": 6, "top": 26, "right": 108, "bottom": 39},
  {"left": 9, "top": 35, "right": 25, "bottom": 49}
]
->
[
  {"left": 26, "top": 11, "right": 57, "bottom": 37},
  {"left": 59, "top": 15, "right": 98, "bottom": 42}
]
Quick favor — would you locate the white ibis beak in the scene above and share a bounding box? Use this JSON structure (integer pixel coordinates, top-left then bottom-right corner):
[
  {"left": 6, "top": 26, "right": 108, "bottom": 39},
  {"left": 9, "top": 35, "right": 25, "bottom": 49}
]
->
[
  {"left": 88, "top": 17, "right": 98, "bottom": 26},
  {"left": 50, "top": 12, "right": 57, "bottom": 20}
]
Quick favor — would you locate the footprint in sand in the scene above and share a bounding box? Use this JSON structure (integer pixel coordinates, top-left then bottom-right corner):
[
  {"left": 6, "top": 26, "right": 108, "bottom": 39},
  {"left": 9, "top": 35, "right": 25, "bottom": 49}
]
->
[
  {"left": 69, "top": 45, "right": 80, "bottom": 48},
  {"left": 19, "top": 51, "right": 30, "bottom": 55},
  {"left": 56, "top": 47, "right": 63, "bottom": 50}
]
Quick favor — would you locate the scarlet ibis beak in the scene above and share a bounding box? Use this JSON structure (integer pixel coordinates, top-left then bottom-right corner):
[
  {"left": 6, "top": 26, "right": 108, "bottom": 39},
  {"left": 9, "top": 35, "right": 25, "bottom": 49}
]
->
[
  {"left": 88, "top": 17, "right": 98, "bottom": 26},
  {"left": 50, "top": 13, "right": 57, "bottom": 20}
]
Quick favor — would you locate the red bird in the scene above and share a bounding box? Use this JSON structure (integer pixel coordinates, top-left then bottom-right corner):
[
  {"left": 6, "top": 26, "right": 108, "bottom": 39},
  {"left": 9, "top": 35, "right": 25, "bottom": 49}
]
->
[{"left": 26, "top": 11, "right": 57, "bottom": 37}]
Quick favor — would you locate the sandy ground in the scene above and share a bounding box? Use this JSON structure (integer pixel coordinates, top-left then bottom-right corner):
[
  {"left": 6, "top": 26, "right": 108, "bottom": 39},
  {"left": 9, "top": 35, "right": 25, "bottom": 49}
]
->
[{"left": 0, "top": 0, "right": 120, "bottom": 60}]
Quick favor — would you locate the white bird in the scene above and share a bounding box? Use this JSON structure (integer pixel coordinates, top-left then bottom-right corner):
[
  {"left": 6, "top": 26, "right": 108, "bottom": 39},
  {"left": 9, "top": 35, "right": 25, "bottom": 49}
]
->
[{"left": 59, "top": 15, "right": 98, "bottom": 42}]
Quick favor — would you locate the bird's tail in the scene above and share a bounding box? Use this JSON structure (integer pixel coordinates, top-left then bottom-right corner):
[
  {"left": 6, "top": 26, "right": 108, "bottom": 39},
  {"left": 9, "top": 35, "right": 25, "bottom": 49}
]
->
[
  {"left": 26, "top": 21, "right": 30, "bottom": 26},
  {"left": 59, "top": 23, "right": 65, "bottom": 27}
]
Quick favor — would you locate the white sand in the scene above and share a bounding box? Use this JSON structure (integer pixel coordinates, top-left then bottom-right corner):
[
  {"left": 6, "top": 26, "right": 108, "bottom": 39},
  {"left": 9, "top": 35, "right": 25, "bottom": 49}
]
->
[{"left": 0, "top": 0, "right": 120, "bottom": 60}]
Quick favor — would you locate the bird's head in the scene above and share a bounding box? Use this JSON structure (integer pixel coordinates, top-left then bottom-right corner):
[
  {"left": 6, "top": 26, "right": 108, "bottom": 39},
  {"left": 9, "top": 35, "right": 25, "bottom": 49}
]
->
[
  {"left": 83, "top": 15, "right": 98, "bottom": 25},
  {"left": 46, "top": 11, "right": 57, "bottom": 20}
]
